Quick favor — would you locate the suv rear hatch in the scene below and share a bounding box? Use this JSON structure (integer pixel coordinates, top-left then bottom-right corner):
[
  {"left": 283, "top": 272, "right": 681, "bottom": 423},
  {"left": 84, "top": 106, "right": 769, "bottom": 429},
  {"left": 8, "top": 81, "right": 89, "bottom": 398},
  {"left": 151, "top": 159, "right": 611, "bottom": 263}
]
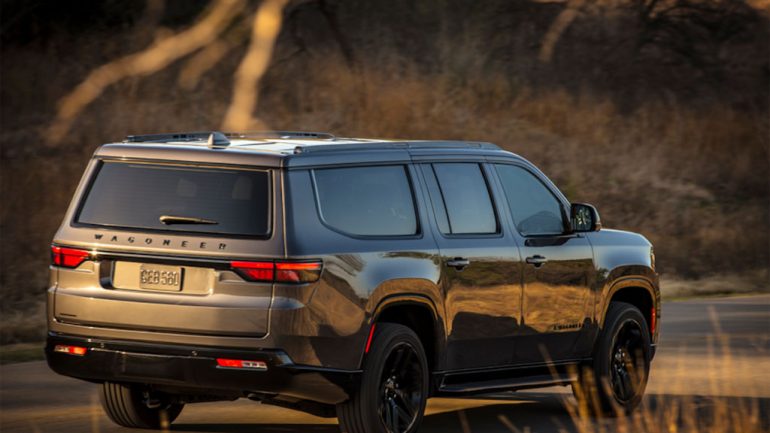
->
[{"left": 52, "top": 158, "right": 283, "bottom": 338}]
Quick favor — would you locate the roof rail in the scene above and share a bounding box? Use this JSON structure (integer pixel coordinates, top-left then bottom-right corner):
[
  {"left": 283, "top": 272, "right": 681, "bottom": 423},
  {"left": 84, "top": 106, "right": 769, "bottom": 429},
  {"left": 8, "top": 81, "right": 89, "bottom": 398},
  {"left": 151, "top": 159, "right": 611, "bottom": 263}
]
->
[
  {"left": 124, "top": 131, "right": 230, "bottom": 147},
  {"left": 293, "top": 140, "right": 500, "bottom": 154},
  {"left": 224, "top": 131, "right": 335, "bottom": 140}
]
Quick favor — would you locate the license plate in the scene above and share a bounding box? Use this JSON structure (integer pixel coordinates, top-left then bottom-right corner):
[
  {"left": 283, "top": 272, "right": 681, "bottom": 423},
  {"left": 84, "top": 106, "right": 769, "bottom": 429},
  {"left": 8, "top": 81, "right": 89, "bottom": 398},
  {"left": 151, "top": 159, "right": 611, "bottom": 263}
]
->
[{"left": 139, "top": 264, "right": 183, "bottom": 291}]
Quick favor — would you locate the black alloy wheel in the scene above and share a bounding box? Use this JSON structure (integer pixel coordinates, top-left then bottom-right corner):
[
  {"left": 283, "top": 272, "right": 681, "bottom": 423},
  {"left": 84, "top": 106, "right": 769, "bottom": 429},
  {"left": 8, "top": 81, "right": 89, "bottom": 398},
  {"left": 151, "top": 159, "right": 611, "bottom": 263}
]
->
[
  {"left": 378, "top": 342, "right": 424, "bottom": 433},
  {"left": 573, "top": 301, "right": 651, "bottom": 417},
  {"left": 609, "top": 319, "right": 645, "bottom": 404},
  {"left": 337, "top": 323, "right": 429, "bottom": 433}
]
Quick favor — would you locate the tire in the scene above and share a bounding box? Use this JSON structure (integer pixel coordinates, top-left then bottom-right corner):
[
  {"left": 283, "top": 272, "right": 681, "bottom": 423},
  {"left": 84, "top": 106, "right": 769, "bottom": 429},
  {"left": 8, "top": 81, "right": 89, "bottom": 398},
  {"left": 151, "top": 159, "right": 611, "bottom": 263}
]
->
[
  {"left": 100, "top": 382, "right": 184, "bottom": 429},
  {"left": 573, "top": 302, "right": 651, "bottom": 417},
  {"left": 337, "top": 323, "right": 429, "bottom": 433}
]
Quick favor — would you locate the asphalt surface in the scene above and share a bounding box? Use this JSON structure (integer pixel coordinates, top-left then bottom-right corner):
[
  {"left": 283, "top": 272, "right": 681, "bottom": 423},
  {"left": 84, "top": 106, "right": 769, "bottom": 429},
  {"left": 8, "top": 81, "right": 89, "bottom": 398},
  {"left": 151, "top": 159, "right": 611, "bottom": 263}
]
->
[{"left": 1, "top": 295, "right": 768, "bottom": 433}]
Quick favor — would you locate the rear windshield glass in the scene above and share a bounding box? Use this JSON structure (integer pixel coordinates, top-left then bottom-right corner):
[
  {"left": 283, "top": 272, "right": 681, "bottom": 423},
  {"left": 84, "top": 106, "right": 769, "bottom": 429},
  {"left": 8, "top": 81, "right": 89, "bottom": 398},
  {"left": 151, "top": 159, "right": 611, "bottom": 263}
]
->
[{"left": 76, "top": 161, "right": 271, "bottom": 236}]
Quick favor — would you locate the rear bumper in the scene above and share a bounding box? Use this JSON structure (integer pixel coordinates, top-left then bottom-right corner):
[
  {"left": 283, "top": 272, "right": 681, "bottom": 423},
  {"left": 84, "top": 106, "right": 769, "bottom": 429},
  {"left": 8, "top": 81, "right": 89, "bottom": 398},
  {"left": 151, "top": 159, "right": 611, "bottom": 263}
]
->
[{"left": 45, "top": 333, "right": 359, "bottom": 405}]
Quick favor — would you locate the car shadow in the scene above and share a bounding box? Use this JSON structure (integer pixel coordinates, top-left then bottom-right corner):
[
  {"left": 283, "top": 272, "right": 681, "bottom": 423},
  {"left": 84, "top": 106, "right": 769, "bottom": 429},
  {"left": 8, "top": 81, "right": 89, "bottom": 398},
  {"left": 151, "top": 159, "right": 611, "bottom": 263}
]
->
[{"left": 169, "top": 392, "right": 770, "bottom": 433}]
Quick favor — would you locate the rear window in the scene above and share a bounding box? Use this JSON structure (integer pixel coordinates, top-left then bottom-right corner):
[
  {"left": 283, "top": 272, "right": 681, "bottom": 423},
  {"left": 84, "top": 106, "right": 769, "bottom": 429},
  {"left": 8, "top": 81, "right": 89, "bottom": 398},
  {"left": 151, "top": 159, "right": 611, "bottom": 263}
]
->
[
  {"left": 313, "top": 165, "right": 418, "bottom": 236},
  {"left": 76, "top": 161, "right": 271, "bottom": 236}
]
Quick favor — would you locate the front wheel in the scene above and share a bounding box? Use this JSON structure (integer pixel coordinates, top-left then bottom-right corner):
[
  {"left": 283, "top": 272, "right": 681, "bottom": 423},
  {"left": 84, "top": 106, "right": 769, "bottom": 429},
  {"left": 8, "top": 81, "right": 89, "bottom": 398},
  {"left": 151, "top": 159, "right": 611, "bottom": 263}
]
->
[
  {"left": 573, "top": 302, "right": 651, "bottom": 417},
  {"left": 100, "top": 382, "right": 184, "bottom": 429},
  {"left": 337, "top": 323, "right": 429, "bottom": 433}
]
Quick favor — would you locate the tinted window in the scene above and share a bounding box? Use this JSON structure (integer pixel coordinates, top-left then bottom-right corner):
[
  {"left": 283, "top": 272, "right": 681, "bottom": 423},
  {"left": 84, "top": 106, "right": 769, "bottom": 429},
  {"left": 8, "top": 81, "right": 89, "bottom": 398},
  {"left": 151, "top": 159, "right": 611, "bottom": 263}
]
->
[
  {"left": 313, "top": 166, "right": 417, "bottom": 236},
  {"left": 432, "top": 163, "right": 497, "bottom": 234},
  {"left": 77, "top": 162, "right": 270, "bottom": 236},
  {"left": 495, "top": 164, "right": 565, "bottom": 236}
]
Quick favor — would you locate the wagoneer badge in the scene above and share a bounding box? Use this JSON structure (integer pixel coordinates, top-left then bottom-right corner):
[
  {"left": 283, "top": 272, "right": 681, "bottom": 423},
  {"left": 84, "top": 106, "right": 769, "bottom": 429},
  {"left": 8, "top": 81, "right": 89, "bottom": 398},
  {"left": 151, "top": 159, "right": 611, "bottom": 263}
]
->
[{"left": 94, "top": 233, "right": 227, "bottom": 250}]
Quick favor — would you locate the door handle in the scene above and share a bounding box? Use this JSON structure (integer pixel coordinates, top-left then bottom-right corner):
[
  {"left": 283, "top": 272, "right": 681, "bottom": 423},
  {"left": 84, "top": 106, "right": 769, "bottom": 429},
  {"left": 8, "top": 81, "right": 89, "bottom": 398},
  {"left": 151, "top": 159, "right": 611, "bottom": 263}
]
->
[
  {"left": 526, "top": 255, "right": 548, "bottom": 267},
  {"left": 446, "top": 258, "right": 470, "bottom": 271}
]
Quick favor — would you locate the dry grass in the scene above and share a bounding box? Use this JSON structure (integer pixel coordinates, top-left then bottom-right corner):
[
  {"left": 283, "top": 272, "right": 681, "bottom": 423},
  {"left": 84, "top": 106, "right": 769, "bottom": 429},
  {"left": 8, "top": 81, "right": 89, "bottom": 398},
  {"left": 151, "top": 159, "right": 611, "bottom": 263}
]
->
[{"left": 1, "top": 2, "right": 768, "bottom": 346}]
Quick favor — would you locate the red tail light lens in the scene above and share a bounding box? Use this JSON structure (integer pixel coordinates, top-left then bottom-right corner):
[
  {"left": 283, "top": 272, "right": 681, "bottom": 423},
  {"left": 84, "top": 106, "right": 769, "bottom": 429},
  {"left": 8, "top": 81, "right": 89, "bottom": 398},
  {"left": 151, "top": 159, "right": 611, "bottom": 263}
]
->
[
  {"left": 216, "top": 358, "right": 268, "bottom": 370},
  {"left": 276, "top": 262, "right": 322, "bottom": 283},
  {"left": 230, "top": 261, "right": 274, "bottom": 282},
  {"left": 54, "top": 345, "right": 87, "bottom": 356},
  {"left": 230, "top": 260, "right": 322, "bottom": 283},
  {"left": 51, "top": 245, "right": 90, "bottom": 268}
]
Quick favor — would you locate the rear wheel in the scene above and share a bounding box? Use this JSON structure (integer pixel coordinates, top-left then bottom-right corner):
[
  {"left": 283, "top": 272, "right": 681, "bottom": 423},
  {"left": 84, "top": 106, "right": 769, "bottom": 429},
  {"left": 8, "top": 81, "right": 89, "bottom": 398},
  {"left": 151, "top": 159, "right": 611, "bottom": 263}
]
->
[
  {"left": 573, "top": 302, "right": 651, "bottom": 417},
  {"left": 337, "top": 323, "right": 429, "bottom": 433},
  {"left": 100, "top": 382, "right": 184, "bottom": 429}
]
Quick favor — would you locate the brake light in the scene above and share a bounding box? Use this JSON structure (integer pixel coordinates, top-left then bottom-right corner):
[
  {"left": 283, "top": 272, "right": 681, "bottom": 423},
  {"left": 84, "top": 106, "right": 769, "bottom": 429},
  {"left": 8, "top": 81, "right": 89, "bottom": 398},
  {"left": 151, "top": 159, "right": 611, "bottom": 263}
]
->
[
  {"left": 216, "top": 358, "right": 268, "bottom": 370},
  {"left": 230, "top": 261, "right": 274, "bottom": 282},
  {"left": 51, "top": 245, "right": 90, "bottom": 268},
  {"left": 230, "top": 260, "right": 322, "bottom": 283},
  {"left": 54, "top": 345, "right": 87, "bottom": 356},
  {"left": 276, "top": 262, "right": 322, "bottom": 283}
]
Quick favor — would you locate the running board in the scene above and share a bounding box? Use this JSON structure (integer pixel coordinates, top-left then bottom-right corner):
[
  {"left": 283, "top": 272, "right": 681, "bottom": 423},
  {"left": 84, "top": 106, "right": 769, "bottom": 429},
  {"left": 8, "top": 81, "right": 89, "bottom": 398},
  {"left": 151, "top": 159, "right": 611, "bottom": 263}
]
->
[{"left": 435, "top": 363, "right": 580, "bottom": 395}]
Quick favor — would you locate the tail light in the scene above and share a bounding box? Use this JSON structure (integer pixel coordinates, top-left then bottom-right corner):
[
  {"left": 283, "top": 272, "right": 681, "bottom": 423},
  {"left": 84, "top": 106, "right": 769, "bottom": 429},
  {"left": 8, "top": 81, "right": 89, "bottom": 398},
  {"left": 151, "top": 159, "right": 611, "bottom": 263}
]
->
[
  {"left": 216, "top": 358, "right": 268, "bottom": 370},
  {"left": 54, "top": 345, "right": 87, "bottom": 356},
  {"left": 230, "top": 260, "right": 322, "bottom": 283},
  {"left": 51, "top": 245, "right": 90, "bottom": 268},
  {"left": 230, "top": 261, "right": 274, "bottom": 282},
  {"left": 276, "top": 262, "right": 322, "bottom": 283}
]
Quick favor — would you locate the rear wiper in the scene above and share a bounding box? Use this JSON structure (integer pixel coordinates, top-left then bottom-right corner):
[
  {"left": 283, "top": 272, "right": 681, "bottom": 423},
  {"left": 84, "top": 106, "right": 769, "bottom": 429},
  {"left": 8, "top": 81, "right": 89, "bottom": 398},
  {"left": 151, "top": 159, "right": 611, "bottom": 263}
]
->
[{"left": 159, "top": 215, "right": 218, "bottom": 225}]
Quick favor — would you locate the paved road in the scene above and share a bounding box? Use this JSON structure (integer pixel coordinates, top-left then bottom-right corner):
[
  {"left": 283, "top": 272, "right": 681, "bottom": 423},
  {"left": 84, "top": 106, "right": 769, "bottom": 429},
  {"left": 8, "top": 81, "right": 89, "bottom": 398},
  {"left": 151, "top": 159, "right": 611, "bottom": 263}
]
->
[{"left": 2, "top": 295, "right": 769, "bottom": 433}]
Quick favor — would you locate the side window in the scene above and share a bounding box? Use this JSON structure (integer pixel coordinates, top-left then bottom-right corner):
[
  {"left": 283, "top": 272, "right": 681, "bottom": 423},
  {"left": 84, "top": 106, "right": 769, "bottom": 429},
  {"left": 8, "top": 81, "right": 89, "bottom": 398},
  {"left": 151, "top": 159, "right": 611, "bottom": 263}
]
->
[
  {"left": 495, "top": 164, "right": 566, "bottom": 236},
  {"left": 431, "top": 163, "right": 497, "bottom": 235},
  {"left": 313, "top": 165, "right": 418, "bottom": 236}
]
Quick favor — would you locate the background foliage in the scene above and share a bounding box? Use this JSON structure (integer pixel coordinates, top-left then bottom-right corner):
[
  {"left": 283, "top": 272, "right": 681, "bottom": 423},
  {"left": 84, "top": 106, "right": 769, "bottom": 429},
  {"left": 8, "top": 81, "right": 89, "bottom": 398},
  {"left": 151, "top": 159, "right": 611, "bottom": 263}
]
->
[{"left": 1, "top": 0, "right": 768, "bottom": 343}]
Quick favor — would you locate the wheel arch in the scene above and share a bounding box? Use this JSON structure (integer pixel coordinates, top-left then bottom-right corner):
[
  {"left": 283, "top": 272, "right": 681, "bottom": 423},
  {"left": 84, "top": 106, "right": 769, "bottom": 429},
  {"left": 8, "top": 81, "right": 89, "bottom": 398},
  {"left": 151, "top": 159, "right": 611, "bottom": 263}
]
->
[
  {"left": 600, "top": 277, "right": 660, "bottom": 343},
  {"left": 360, "top": 295, "right": 446, "bottom": 373}
]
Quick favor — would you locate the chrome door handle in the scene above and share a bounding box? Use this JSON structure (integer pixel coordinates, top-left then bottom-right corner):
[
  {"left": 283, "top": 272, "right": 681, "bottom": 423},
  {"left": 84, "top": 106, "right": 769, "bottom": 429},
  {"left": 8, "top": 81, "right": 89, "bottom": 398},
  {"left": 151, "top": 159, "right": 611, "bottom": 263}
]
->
[
  {"left": 446, "top": 258, "right": 470, "bottom": 271},
  {"left": 526, "top": 255, "right": 548, "bottom": 267}
]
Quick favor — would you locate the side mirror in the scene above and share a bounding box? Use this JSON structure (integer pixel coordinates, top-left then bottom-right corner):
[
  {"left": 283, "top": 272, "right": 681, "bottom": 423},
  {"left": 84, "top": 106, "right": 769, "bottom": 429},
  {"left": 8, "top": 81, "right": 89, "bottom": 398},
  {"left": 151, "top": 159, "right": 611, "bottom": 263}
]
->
[{"left": 571, "top": 203, "right": 602, "bottom": 232}]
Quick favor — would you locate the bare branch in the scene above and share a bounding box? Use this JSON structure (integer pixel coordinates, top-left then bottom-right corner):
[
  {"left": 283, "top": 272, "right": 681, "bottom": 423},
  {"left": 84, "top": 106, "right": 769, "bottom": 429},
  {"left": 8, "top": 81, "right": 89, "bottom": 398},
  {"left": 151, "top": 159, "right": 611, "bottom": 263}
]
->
[
  {"left": 222, "top": 0, "right": 290, "bottom": 131},
  {"left": 538, "top": 0, "right": 586, "bottom": 63},
  {"left": 46, "top": 0, "right": 245, "bottom": 145}
]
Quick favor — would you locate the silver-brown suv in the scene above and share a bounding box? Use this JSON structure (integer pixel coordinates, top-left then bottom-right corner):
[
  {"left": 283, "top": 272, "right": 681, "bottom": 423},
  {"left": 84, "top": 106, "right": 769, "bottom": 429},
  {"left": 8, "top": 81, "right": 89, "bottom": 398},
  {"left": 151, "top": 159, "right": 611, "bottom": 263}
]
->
[{"left": 47, "top": 131, "right": 659, "bottom": 433}]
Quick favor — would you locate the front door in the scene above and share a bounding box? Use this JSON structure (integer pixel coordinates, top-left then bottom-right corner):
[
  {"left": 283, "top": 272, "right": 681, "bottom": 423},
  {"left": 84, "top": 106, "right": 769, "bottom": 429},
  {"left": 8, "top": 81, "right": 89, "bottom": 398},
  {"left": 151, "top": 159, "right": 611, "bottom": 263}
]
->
[
  {"left": 493, "top": 163, "right": 596, "bottom": 364},
  {"left": 418, "top": 162, "right": 524, "bottom": 371}
]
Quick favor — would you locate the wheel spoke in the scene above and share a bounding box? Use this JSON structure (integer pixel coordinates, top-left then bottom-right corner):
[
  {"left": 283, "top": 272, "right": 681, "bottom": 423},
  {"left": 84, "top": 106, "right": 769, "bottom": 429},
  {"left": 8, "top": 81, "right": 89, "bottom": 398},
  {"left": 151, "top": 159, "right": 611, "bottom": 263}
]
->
[
  {"left": 395, "top": 390, "right": 415, "bottom": 418},
  {"left": 389, "top": 400, "right": 400, "bottom": 432},
  {"left": 382, "top": 399, "right": 393, "bottom": 433},
  {"left": 388, "top": 346, "right": 406, "bottom": 375},
  {"left": 396, "top": 400, "right": 412, "bottom": 425},
  {"left": 615, "top": 369, "right": 628, "bottom": 399}
]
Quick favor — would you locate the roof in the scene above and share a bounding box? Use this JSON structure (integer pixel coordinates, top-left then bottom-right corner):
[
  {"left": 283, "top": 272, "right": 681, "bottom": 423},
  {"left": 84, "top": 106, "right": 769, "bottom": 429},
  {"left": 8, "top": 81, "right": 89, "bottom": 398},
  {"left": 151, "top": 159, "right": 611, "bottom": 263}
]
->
[{"left": 95, "top": 131, "right": 513, "bottom": 168}]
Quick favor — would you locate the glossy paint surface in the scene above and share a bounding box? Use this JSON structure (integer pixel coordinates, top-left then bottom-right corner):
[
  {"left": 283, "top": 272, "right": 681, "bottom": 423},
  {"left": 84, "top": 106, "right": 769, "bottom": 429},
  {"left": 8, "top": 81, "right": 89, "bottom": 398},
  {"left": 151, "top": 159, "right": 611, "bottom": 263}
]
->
[{"left": 49, "top": 139, "right": 659, "bottom": 384}]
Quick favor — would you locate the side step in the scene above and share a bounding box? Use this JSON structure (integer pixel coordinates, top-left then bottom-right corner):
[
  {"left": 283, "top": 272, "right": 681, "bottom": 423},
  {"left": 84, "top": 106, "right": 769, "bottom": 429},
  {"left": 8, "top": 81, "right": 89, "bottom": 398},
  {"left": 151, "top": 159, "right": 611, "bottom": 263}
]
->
[{"left": 436, "top": 362, "right": 580, "bottom": 395}]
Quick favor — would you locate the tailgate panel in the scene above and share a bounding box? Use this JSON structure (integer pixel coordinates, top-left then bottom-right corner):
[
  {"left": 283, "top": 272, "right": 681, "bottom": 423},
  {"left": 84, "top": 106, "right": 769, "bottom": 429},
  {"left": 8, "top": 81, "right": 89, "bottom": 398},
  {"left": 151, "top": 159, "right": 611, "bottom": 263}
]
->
[{"left": 53, "top": 260, "right": 271, "bottom": 337}]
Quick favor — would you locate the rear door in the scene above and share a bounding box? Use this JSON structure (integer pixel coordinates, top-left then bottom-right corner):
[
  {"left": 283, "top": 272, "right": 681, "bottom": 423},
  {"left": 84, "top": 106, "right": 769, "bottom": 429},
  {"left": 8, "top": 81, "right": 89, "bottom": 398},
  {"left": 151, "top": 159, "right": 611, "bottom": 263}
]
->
[
  {"left": 492, "top": 163, "right": 596, "bottom": 363},
  {"left": 52, "top": 159, "right": 282, "bottom": 337},
  {"left": 419, "top": 162, "right": 524, "bottom": 370}
]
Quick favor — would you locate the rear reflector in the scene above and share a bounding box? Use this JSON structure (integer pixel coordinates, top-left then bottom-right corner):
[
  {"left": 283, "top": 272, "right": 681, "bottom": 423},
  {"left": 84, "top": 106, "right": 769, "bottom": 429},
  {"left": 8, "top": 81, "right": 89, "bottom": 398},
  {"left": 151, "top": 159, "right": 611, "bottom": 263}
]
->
[
  {"left": 651, "top": 307, "right": 657, "bottom": 335},
  {"left": 51, "top": 245, "right": 90, "bottom": 268},
  {"left": 364, "top": 323, "right": 377, "bottom": 354},
  {"left": 230, "top": 260, "right": 322, "bottom": 283},
  {"left": 216, "top": 358, "right": 268, "bottom": 370},
  {"left": 54, "top": 345, "right": 87, "bottom": 356}
]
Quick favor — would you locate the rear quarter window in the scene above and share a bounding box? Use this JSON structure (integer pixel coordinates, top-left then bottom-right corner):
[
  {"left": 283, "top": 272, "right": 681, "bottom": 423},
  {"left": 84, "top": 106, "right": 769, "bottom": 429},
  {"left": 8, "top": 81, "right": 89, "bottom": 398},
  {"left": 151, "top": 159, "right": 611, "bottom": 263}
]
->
[
  {"left": 312, "top": 165, "right": 418, "bottom": 237},
  {"left": 76, "top": 161, "right": 271, "bottom": 237}
]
